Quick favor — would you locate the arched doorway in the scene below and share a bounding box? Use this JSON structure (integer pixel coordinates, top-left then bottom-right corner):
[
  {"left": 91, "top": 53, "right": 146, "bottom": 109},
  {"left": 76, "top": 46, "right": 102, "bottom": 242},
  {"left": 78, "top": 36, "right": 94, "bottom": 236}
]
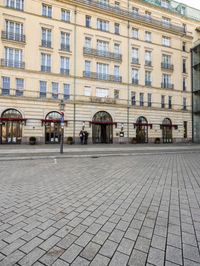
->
[
  {"left": 135, "top": 116, "right": 148, "bottom": 143},
  {"left": 92, "top": 111, "right": 113, "bottom": 144},
  {"left": 45, "top": 112, "right": 61, "bottom": 144},
  {"left": 162, "top": 118, "right": 172, "bottom": 143},
  {"left": 0, "top": 109, "right": 23, "bottom": 144}
]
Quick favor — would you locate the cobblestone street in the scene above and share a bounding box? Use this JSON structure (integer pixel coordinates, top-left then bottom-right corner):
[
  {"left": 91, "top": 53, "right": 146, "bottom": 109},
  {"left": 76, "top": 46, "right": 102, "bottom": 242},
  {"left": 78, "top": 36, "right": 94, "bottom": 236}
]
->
[{"left": 0, "top": 152, "right": 200, "bottom": 266}]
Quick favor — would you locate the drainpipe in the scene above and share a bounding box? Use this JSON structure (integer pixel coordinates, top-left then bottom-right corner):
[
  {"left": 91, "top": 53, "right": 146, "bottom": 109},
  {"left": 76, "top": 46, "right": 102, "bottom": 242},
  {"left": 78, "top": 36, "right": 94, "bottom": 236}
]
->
[
  {"left": 73, "top": 7, "right": 77, "bottom": 143},
  {"left": 127, "top": 1, "right": 130, "bottom": 143}
]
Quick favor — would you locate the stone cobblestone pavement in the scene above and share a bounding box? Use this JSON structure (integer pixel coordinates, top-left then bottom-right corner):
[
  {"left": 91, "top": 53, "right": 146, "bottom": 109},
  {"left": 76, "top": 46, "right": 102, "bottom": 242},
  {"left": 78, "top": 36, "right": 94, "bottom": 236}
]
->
[{"left": 0, "top": 152, "right": 200, "bottom": 265}]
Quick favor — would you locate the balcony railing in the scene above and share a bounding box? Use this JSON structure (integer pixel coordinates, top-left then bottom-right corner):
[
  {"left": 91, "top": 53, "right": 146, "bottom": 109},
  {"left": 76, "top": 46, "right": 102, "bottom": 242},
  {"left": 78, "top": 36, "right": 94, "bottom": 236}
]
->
[
  {"left": 1, "top": 59, "right": 25, "bottom": 69},
  {"left": 83, "top": 47, "right": 122, "bottom": 61},
  {"left": 161, "top": 82, "right": 174, "bottom": 89},
  {"left": 60, "top": 44, "right": 70, "bottom": 52},
  {"left": 131, "top": 58, "right": 139, "bottom": 64},
  {"left": 6, "top": 3, "right": 24, "bottom": 11},
  {"left": 132, "top": 78, "right": 139, "bottom": 85},
  {"left": 83, "top": 71, "right": 122, "bottom": 82},
  {"left": 145, "top": 80, "right": 152, "bottom": 86},
  {"left": 1, "top": 31, "right": 25, "bottom": 42},
  {"left": 161, "top": 62, "right": 174, "bottom": 70},
  {"left": 60, "top": 68, "right": 70, "bottom": 75},
  {"left": 75, "top": 0, "right": 185, "bottom": 34},
  {"left": 145, "top": 60, "right": 152, "bottom": 67},
  {"left": 41, "top": 40, "right": 52, "bottom": 48},
  {"left": 41, "top": 65, "right": 51, "bottom": 72}
]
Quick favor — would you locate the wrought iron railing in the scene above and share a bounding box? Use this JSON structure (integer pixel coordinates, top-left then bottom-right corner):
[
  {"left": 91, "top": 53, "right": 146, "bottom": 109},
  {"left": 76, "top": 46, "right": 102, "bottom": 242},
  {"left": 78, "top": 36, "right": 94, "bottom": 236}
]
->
[
  {"left": 83, "top": 47, "right": 122, "bottom": 61},
  {"left": 1, "top": 59, "right": 25, "bottom": 69},
  {"left": 1, "top": 31, "right": 25, "bottom": 42},
  {"left": 161, "top": 62, "right": 174, "bottom": 70},
  {"left": 83, "top": 71, "right": 122, "bottom": 82},
  {"left": 161, "top": 82, "right": 174, "bottom": 89}
]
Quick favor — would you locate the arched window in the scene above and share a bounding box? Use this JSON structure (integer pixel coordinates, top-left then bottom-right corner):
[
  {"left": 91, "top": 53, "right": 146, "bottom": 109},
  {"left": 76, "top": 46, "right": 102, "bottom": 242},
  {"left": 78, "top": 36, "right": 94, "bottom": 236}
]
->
[
  {"left": 162, "top": 118, "right": 172, "bottom": 143},
  {"left": 44, "top": 112, "right": 62, "bottom": 144},
  {"left": 136, "top": 116, "right": 148, "bottom": 143},
  {"left": 92, "top": 111, "right": 113, "bottom": 122}
]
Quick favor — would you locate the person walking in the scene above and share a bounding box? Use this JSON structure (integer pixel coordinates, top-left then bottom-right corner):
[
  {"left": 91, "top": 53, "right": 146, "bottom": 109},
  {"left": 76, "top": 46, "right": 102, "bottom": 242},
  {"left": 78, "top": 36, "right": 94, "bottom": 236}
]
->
[{"left": 79, "top": 130, "right": 84, "bottom": 144}]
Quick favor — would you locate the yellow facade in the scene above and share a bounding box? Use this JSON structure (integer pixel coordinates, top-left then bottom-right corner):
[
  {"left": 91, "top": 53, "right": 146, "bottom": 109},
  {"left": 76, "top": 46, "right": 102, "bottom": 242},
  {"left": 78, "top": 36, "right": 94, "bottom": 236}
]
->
[{"left": 0, "top": 0, "right": 200, "bottom": 144}]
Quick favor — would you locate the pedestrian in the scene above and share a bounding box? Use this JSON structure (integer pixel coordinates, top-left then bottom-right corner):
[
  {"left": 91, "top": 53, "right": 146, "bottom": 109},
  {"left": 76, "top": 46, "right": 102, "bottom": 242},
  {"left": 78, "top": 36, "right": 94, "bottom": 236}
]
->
[
  {"left": 79, "top": 130, "right": 84, "bottom": 144},
  {"left": 84, "top": 131, "right": 88, "bottom": 144}
]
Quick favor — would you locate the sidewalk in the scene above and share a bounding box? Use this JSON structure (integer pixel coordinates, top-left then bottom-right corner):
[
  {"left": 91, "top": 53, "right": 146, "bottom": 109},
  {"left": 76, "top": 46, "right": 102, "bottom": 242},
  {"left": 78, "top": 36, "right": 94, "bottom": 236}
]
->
[{"left": 0, "top": 143, "right": 199, "bottom": 161}]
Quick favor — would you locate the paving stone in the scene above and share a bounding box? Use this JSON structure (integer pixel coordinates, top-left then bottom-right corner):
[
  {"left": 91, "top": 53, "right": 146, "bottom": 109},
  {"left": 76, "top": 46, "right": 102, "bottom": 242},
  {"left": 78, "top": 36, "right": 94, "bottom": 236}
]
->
[
  {"left": 134, "top": 236, "right": 151, "bottom": 253},
  {"left": 125, "top": 228, "right": 139, "bottom": 241},
  {"left": 39, "top": 235, "right": 61, "bottom": 251},
  {"left": 183, "top": 244, "right": 200, "bottom": 263},
  {"left": 52, "top": 259, "right": 69, "bottom": 266},
  {"left": 147, "top": 247, "right": 165, "bottom": 266},
  {"left": 109, "top": 251, "right": 129, "bottom": 266},
  {"left": 71, "top": 256, "right": 90, "bottom": 266},
  {"left": 86, "top": 223, "right": 102, "bottom": 235},
  {"left": 129, "top": 249, "right": 147, "bottom": 266},
  {"left": 20, "top": 237, "right": 43, "bottom": 254},
  {"left": 166, "top": 245, "right": 183, "bottom": 265},
  {"left": 61, "top": 244, "right": 83, "bottom": 263},
  {"left": 57, "top": 234, "right": 77, "bottom": 249},
  {"left": 81, "top": 242, "right": 101, "bottom": 261},
  {"left": 99, "top": 239, "right": 118, "bottom": 258},
  {"left": 0, "top": 238, "right": 26, "bottom": 256},
  {"left": 75, "top": 232, "right": 93, "bottom": 247},
  {"left": 117, "top": 237, "right": 135, "bottom": 255},
  {"left": 18, "top": 247, "right": 45, "bottom": 266},
  {"left": 92, "top": 230, "right": 109, "bottom": 245},
  {"left": 109, "top": 229, "right": 124, "bottom": 243},
  {"left": 151, "top": 235, "right": 166, "bottom": 251},
  {"left": 39, "top": 246, "right": 65, "bottom": 265},
  {"left": 90, "top": 254, "right": 110, "bottom": 266},
  {"left": 0, "top": 250, "right": 25, "bottom": 266},
  {"left": 71, "top": 224, "right": 88, "bottom": 237}
]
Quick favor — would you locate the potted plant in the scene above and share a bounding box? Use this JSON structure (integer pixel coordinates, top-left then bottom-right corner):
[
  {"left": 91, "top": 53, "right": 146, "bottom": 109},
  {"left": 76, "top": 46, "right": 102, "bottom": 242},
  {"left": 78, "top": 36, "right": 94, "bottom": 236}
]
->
[
  {"left": 29, "top": 136, "right": 36, "bottom": 145},
  {"left": 155, "top": 137, "right": 160, "bottom": 144},
  {"left": 132, "top": 137, "right": 137, "bottom": 144},
  {"left": 67, "top": 136, "right": 73, "bottom": 145}
]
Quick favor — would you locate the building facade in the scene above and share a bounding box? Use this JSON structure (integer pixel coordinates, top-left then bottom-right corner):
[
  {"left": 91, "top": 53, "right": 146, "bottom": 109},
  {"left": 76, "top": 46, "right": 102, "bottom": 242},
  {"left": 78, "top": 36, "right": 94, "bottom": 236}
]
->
[{"left": 0, "top": 0, "right": 200, "bottom": 145}]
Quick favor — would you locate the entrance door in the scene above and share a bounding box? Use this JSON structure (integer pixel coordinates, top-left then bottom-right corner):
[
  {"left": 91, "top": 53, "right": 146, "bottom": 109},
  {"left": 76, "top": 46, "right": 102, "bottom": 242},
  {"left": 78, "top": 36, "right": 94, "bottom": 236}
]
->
[
  {"left": 162, "top": 118, "right": 172, "bottom": 143},
  {"left": 136, "top": 116, "right": 148, "bottom": 143},
  {"left": 45, "top": 112, "right": 61, "bottom": 144},
  {"left": 92, "top": 111, "right": 113, "bottom": 144},
  {"left": 1, "top": 109, "right": 22, "bottom": 144}
]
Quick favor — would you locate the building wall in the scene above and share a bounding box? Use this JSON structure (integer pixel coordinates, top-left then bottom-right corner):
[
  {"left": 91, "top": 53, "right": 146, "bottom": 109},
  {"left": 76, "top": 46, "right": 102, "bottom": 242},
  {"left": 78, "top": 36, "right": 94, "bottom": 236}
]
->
[{"left": 0, "top": 0, "right": 199, "bottom": 144}]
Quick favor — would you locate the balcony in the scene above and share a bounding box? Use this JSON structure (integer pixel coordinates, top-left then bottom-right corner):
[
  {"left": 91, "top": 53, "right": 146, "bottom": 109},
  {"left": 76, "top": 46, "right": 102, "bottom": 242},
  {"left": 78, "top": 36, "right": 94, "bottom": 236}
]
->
[
  {"left": 83, "top": 47, "right": 122, "bottom": 61},
  {"left": 161, "top": 83, "right": 174, "bottom": 89},
  {"left": 1, "top": 59, "right": 25, "bottom": 69},
  {"left": 41, "top": 40, "right": 52, "bottom": 48},
  {"left": 75, "top": 0, "right": 185, "bottom": 34},
  {"left": 131, "top": 58, "right": 139, "bottom": 65},
  {"left": 145, "top": 80, "right": 152, "bottom": 87},
  {"left": 60, "top": 68, "right": 70, "bottom": 75},
  {"left": 90, "top": 96, "right": 116, "bottom": 104},
  {"left": 41, "top": 65, "right": 51, "bottom": 72},
  {"left": 60, "top": 44, "right": 70, "bottom": 52},
  {"left": 1, "top": 31, "right": 25, "bottom": 42},
  {"left": 132, "top": 78, "right": 139, "bottom": 85},
  {"left": 83, "top": 71, "right": 122, "bottom": 82},
  {"left": 161, "top": 62, "right": 174, "bottom": 70},
  {"left": 145, "top": 60, "right": 152, "bottom": 67},
  {"left": 6, "top": 3, "right": 24, "bottom": 11}
]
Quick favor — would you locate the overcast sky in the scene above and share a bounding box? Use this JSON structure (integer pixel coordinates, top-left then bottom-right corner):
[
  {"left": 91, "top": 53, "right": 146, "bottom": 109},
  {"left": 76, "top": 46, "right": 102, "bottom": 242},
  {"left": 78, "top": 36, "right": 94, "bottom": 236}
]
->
[{"left": 175, "top": 0, "right": 200, "bottom": 10}]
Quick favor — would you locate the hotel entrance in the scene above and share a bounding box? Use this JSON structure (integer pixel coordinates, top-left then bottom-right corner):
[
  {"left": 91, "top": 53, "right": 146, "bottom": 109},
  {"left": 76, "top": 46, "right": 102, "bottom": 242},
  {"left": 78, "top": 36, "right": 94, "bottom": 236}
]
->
[
  {"left": 162, "top": 118, "right": 173, "bottom": 143},
  {"left": 92, "top": 111, "right": 113, "bottom": 144},
  {"left": 44, "top": 112, "right": 62, "bottom": 144}
]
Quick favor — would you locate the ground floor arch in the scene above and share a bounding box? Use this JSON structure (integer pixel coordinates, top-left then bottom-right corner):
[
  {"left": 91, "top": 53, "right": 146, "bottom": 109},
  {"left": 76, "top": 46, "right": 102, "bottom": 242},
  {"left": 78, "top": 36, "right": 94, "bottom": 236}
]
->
[
  {"left": 135, "top": 116, "right": 148, "bottom": 143},
  {"left": 44, "top": 111, "right": 62, "bottom": 144},
  {"left": 0, "top": 109, "right": 24, "bottom": 144},
  {"left": 162, "top": 118, "right": 173, "bottom": 143},
  {"left": 92, "top": 111, "right": 113, "bottom": 144}
]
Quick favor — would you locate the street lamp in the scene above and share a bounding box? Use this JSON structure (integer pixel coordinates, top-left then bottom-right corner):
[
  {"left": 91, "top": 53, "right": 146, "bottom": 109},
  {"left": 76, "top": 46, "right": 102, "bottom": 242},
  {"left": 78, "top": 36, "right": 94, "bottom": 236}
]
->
[{"left": 59, "top": 99, "right": 65, "bottom": 154}]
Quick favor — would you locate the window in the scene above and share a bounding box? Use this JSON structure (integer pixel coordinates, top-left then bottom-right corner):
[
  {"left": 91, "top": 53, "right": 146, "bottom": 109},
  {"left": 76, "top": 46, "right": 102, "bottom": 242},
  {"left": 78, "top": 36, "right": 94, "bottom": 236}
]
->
[
  {"left": 168, "top": 96, "right": 172, "bottom": 109},
  {"left": 145, "top": 31, "right": 151, "bottom": 42},
  {"left": 162, "top": 17, "right": 171, "bottom": 27},
  {"left": 97, "top": 63, "right": 109, "bottom": 79},
  {"left": 61, "top": 32, "right": 70, "bottom": 51},
  {"left": 180, "top": 6, "right": 186, "bottom": 15},
  {"left": 114, "top": 23, "right": 120, "bottom": 35},
  {"left": 97, "top": 19, "right": 109, "bottom": 32},
  {"left": 114, "top": 89, "right": 119, "bottom": 99},
  {"left": 131, "top": 91, "right": 136, "bottom": 105},
  {"left": 114, "top": 43, "right": 120, "bottom": 54},
  {"left": 61, "top": 9, "right": 70, "bottom": 22},
  {"left": 60, "top": 57, "right": 70, "bottom": 75},
  {"left": 96, "top": 88, "right": 108, "bottom": 97},
  {"left": 131, "top": 48, "right": 139, "bottom": 64},
  {"left": 145, "top": 71, "right": 151, "bottom": 86},
  {"left": 183, "top": 58, "right": 186, "bottom": 73},
  {"left": 6, "top": 0, "right": 24, "bottom": 10},
  {"left": 132, "top": 69, "right": 139, "bottom": 84},
  {"left": 184, "top": 121, "right": 187, "bottom": 138},
  {"left": 86, "top": 16, "right": 91, "bottom": 28},
  {"left": 41, "top": 28, "right": 51, "bottom": 48},
  {"left": 4, "top": 47, "right": 23, "bottom": 68},
  {"left": 52, "top": 82, "right": 58, "bottom": 99},
  {"left": 161, "top": 0, "right": 170, "bottom": 8},
  {"left": 147, "top": 93, "right": 152, "bottom": 107},
  {"left": 42, "top": 4, "right": 52, "bottom": 18},
  {"left": 182, "top": 42, "right": 186, "bottom": 52},
  {"left": 97, "top": 40, "right": 109, "bottom": 52},
  {"left": 85, "top": 61, "right": 91, "bottom": 75},
  {"left": 115, "top": 1, "right": 120, "bottom": 8},
  {"left": 183, "top": 97, "right": 187, "bottom": 110},
  {"left": 162, "top": 36, "right": 171, "bottom": 47},
  {"left": 145, "top": 11, "right": 151, "bottom": 20},
  {"left": 84, "top": 86, "right": 91, "bottom": 96},
  {"left": 64, "top": 84, "right": 70, "bottom": 100},
  {"left": 162, "top": 74, "right": 172, "bottom": 89},
  {"left": 132, "top": 7, "right": 139, "bottom": 15},
  {"left": 1, "top": 76, "right": 10, "bottom": 96},
  {"left": 85, "top": 37, "right": 91, "bottom": 48},
  {"left": 162, "top": 54, "right": 172, "bottom": 69},
  {"left": 183, "top": 77, "right": 187, "bottom": 91},
  {"left": 16, "top": 78, "right": 24, "bottom": 96},
  {"left": 41, "top": 53, "right": 51, "bottom": 72},
  {"left": 132, "top": 28, "right": 138, "bottom": 39},
  {"left": 114, "top": 65, "right": 120, "bottom": 81},
  {"left": 139, "top": 93, "right": 144, "bottom": 107},
  {"left": 145, "top": 51, "right": 152, "bottom": 66},
  {"left": 5, "top": 20, "right": 24, "bottom": 42},
  {"left": 40, "top": 81, "right": 47, "bottom": 98},
  {"left": 161, "top": 95, "right": 165, "bottom": 108}
]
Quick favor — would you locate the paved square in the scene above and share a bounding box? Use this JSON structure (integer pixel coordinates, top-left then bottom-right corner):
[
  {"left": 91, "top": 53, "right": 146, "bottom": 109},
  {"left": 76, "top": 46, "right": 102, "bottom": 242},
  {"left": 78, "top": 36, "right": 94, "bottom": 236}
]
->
[{"left": 0, "top": 152, "right": 200, "bottom": 265}]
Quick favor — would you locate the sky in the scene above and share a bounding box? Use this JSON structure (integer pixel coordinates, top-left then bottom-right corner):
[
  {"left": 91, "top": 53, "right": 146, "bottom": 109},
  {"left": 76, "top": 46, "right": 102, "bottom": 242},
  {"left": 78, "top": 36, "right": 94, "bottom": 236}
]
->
[{"left": 175, "top": 0, "right": 200, "bottom": 10}]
